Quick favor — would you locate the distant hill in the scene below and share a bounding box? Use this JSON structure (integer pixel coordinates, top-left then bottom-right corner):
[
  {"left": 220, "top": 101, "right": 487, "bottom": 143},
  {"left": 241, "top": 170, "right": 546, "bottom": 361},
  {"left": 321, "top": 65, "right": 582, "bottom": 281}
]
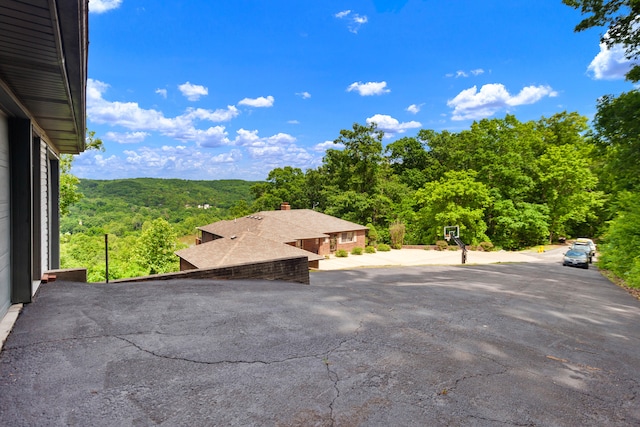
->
[
  {"left": 77, "top": 178, "right": 256, "bottom": 210},
  {"left": 62, "top": 178, "right": 258, "bottom": 236}
]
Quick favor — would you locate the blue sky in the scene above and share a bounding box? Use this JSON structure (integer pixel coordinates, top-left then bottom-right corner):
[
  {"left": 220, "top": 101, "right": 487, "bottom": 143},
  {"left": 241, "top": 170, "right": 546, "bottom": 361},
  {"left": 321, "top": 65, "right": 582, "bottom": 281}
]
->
[{"left": 75, "top": 0, "right": 637, "bottom": 181}]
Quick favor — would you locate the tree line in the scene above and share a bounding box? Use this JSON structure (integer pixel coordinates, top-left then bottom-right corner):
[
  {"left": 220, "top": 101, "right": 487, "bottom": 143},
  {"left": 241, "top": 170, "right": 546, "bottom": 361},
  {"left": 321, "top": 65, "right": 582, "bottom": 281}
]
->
[{"left": 252, "top": 113, "right": 602, "bottom": 250}]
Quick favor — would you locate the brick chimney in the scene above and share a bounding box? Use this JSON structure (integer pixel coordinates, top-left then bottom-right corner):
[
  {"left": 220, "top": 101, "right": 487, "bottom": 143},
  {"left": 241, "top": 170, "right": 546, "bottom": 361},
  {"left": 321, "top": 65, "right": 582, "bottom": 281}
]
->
[{"left": 280, "top": 202, "right": 291, "bottom": 210}]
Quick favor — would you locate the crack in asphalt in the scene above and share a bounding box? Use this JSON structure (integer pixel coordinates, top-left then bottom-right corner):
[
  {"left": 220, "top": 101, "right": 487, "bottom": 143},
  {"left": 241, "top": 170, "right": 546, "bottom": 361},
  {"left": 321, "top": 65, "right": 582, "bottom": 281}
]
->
[
  {"left": 115, "top": 335, "right": 320, "bottom": 366},
  {"left": 112, "top": 320, "right": 366, "bottom": 426},
  {"left": 323, "top": 356, "right": 340, "bottom": 427}
]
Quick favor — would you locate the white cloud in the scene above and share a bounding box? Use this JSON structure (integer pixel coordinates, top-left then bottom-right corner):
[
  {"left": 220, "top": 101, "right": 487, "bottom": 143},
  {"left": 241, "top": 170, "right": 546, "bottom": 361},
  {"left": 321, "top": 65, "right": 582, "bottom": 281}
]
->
[
  {"left": 83, "top": 80, "right": 322, "bottom": 179},
  {"left": 187, "top": 126, "right": 231, "bottom": 148},
  {"left": 72, "top": 145, "right": 246, "bottom": 179},
  {"left": 296, "top": 91, "right": 311, "bottom": 99},
  {"left": 366, "top": 114, "right": 421, "bottom": 138},
  {"left": 183, "top": 106, "right": 240, "bottom": 122},
  {"left": 155, "top": 88, "right": 167, "bottom": 98},
  {"left": 89, "top": 0, "right": 122, "bottom": 14},
  {"left": 588, "top": 42, "right": 635, "bottom": 80},
  {"left": 447, "top": 83, "right": 558, "bottom": 121},
  {"left": 87, "top": 79, "right": 239, "bottom": 146},
  {"left": 313, "top": 140, "right": 344, "bottom": 152},
  {"left": 228, "top": 128, "right": 315, "bottom": 168},
  {"left": 335, "top": 9, "right": 368, "bottom": 33},
  {"left": 406, "top": 104, "right": 422, "bottom": 114},
  {"left": 287, "top": 120, "right": 300, "bottom": 124},
  {"left": 232, "top": 129, "right": 296, "bottom": 148},
  {"left": 238, "top": 95, "right": 275, "bottom": 108},
  {"left": 178, "top": 82, "right": 208, "bottom": 101},
  {"left": 447, "top": 68, "right": 485, "bottom": 78},
  {"left": 104, "top": 131, "right": 149, "bottom": 144},
  {"left": 346, "top": 81, "right": 390, "bottom": 96}
]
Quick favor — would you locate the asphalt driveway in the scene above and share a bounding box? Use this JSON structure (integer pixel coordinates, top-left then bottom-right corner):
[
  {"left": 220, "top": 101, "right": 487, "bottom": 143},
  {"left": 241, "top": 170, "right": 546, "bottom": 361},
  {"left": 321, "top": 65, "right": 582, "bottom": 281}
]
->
[{"left": 1, "top": 259, "right": 639, "bottom": 425}]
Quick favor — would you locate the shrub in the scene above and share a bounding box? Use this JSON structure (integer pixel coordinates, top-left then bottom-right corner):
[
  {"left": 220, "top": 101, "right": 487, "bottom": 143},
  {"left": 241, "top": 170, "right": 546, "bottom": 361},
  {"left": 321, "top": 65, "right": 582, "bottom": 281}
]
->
[
  {"left": 335, "top": 249, "right": 349, "bottom": 257},
  {"left": 435, "top": 240, "right": 449, "bottom": 251},
  {"left": 479, "top": 241, "right": 494, "bottom": 252},
  {"left": 389, "top": 221, "right": 405, "bottom": 248},
  {"left": 366, "top": 223, "right": 379, "bottom": 246},
  {"left": 351, "top": 247, "right": 364, "bottom": 255},
  {"left": 377, "top": 243, "right": 391, "bottom": 252},
  {"left": 365, "top": 246, "right": 376, "bottom": 254}
]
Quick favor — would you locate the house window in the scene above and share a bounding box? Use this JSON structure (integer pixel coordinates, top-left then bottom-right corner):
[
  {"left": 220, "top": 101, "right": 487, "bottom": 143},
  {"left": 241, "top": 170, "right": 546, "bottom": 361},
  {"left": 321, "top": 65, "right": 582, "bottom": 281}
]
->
[{"left": 340, "top": 232, "right": 355, "bottom": 243}]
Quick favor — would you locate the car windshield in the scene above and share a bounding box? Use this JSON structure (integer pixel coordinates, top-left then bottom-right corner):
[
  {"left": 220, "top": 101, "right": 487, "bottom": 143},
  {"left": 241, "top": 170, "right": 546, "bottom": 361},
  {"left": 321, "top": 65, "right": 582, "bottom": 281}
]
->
[{"left": 566, "top": 250, "right": 587, "bottom": 258}]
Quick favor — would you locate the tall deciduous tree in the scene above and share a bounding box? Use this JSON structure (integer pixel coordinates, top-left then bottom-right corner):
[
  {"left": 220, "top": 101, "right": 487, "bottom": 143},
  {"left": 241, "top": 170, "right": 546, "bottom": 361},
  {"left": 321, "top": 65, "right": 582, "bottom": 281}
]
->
[
  {"left": 135, "top": 218, "right": 180, "bottom": 275},
  {"left": 593, "top": 90, "right": 640, "bottom": 192},
  {"left": 535, "top": 144, "right": 603, "bottom": 242},
  {"left": 332, "top": 122, "right": 385, "bottom": 194},
  {"left": 250, "top": 166, "right": 318, "bottom": 211},
  {"left": 413, "top": 170, "right": 491, "bottom": 245}
]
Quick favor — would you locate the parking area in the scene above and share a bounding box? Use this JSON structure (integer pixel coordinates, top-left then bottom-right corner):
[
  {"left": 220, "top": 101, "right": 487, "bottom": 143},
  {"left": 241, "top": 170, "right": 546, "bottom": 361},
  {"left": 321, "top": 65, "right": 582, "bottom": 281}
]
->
[{"left": 0, "top": 257, "right": 638, "bottom": 425}]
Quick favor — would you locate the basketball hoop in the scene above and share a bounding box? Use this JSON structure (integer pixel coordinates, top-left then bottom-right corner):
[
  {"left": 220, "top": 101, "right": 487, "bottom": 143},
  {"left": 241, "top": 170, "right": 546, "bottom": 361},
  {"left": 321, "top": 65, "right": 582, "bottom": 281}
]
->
[{"left": 443, "top": 226, "right": 459, "bottom": 241}]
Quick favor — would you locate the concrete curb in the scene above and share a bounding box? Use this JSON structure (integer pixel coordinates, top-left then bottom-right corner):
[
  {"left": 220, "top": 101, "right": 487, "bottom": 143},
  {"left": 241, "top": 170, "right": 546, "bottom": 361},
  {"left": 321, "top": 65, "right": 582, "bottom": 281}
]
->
[{"left": 0, "top": 304, "right": 22, "bottom": 351}]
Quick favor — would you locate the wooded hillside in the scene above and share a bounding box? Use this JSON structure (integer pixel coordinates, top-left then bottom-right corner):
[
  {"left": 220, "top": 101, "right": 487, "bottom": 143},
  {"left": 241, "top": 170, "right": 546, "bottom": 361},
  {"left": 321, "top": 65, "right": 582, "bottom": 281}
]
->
[
  {"left": 61, "top": 178, "right": 256, "bottom": 236},
  {"left": 60, "top": 178, "right": 256, "bottom": 281}
]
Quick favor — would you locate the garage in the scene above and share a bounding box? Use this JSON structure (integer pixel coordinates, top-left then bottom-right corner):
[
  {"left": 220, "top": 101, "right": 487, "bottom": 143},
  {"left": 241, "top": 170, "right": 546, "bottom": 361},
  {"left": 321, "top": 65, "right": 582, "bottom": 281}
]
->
[
  {"left": 0, "top": 113, "right": 8, "bottom": 318},
  {"left": 0, "top": 0, "right": 87, "bottom": 318}
]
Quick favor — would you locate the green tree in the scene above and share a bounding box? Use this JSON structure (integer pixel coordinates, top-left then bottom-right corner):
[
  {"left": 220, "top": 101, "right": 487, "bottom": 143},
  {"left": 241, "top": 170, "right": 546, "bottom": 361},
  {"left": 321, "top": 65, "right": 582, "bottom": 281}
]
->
[
  {"left": 598, "top": 192, "right": 640, "bottom": 288},
  {"left": 332, "top": 122, "right": 385, "bottom": 194},
  {"left": 488, "top": 198, "right": 549, "bottom": 250},
  {"left": 366, "top": 223, "right": 379, "bottom": 246},
  {"left": 535, "top": 144, "right": 603, "bottom": 242},
  {"left": 420, "top": 116, "right": 542, "bottom": 202},
  {"left": 592, "top": 90, "right": 640, "bottom": 192},
  {"left": 135, "top": 218, "right": 180, "bottom": 275},
  {"left": 228, "top": 199, "right": 252, "bottom": 218},
  {"left": 385, "top": 136, "right": 436, "bottom": 189},
  {"left": 59, "top": 155, "right": 82, "bottom": 216},
  {"left": 59, "top": 130, "right": 104, "bottom": 216},
  {"left": 413, "top": 170, "right": 492, "bottom": 245},
  {"left": 250, "top": 166, "right": 309, "bottom": 210}
]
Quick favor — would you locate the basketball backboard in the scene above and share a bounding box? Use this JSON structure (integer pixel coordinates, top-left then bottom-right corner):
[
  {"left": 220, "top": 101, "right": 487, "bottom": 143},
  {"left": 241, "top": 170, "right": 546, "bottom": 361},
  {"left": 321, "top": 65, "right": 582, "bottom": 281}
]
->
[{"left": 443, "top": 225, "right": 459, "bottom": 241}]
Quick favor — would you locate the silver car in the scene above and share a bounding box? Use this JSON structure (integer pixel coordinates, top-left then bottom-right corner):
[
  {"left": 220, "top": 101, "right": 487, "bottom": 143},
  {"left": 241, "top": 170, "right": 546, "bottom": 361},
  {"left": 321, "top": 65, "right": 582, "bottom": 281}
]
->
[{"left": 563, "top": 249, "right": 589, "bottom": 269}]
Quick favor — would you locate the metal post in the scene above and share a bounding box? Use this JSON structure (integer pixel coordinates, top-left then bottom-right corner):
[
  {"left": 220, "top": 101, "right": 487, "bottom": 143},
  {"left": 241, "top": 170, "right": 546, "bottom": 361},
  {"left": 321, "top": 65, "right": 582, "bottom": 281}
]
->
[{"left": 105, "top": 234, "right": 109, "bottom": 283}]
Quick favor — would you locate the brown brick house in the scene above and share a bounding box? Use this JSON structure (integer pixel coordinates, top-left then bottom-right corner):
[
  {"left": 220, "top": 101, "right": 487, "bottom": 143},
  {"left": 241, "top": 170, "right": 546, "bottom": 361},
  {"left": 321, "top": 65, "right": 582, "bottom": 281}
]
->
[{"left": 199, "top": 203, "right": 368, "bottom": 256}]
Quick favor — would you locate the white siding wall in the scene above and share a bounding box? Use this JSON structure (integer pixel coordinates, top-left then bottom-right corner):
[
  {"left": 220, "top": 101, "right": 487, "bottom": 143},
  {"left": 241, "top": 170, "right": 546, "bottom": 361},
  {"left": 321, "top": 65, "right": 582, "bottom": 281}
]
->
[
  {"left": 0, "top": 112, "right": 10, "bottom": 318},
  {"left": 40, "top": 140, "right": 48, "bottom": 274}
]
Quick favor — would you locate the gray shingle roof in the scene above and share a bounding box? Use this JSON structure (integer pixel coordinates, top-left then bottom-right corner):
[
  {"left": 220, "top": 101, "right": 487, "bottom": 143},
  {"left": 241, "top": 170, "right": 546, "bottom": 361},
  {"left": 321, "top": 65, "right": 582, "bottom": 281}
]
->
[
  {"left": 175, "top": 233, "right": 323, "bottom": 269},
  {"left": 199, "top": 209, "right": 367, "bottom": 242}
]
